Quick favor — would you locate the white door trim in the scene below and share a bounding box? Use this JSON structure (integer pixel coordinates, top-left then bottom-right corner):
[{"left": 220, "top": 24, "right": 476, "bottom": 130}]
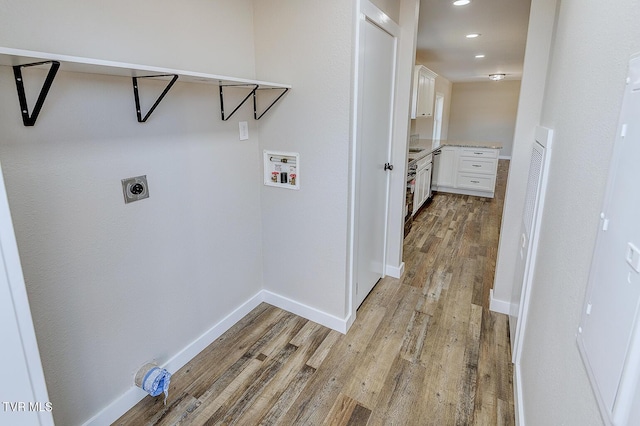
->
[{"left": 0, "top": 161, "right": 53, "bottom": 425}]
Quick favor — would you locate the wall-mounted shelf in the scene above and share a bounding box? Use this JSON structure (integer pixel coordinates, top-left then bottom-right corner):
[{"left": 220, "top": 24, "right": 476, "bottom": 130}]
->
[{"left": 0, "top": 47, "right": 291, "bottom": 126}]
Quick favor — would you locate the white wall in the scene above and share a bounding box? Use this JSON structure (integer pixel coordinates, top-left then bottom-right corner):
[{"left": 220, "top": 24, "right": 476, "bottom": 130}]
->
[
  {"left": 447, "top": 80, "right": 521, "bottom": 157},
  {"left": 0, "top": 1, "right": 264, "bottom": 424},
  {"left": 386, "top": 0, "right": 421, "bottom": 285},
  {"left": 492, "top": 0, "right": 557, "bottom": 308},
  {"left": 253, "top": 0, "right": 418, "bottom": 324},
  {"left": 0, "top": 0, "right": 257, "bottom": 79},
  {"left": 514, "top": 0, "right": 640, "bottom": 424},
  {"left": 252, "top": 1, "right": 353, "bottom": 320},
  {"left": 369, "top": 0, "right": 401, "bottom": 23}
]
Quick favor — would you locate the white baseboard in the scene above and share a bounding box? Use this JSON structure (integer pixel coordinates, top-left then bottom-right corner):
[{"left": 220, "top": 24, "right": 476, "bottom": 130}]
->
[
  {"left": 386, "top": 262, "right": 405, "bottom": 278},
  {"left": 514, "top": 361, "right": 525, "bottom": 426},
  {"left": 262, "top": 290, "right": 349, "bottom": 334},
  {"left": 82, "top": 290, "right": 349, "bottom": 425},
  {"left": 82, "top": 291, "right": 264, "bottom": 426},
  {"left": 432, "top": 185, "right": 495, "bottom": 199},
  {"left": 489, "top": 289, "right": 512, "bottom": 315}
]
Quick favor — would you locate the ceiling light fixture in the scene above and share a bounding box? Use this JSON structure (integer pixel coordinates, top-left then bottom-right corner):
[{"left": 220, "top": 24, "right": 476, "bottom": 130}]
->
[
  {"left": 489, "top": 74, "right": 506, "bottom": 81},
  {"left": 475, "top": 54, "right": 485, "bottom": 58},
  {"left": 453, "top": 0, "right": 471, "bottom": 5},
  {"left": 466, "top": 33, "right": 480, "bottom": 38}
]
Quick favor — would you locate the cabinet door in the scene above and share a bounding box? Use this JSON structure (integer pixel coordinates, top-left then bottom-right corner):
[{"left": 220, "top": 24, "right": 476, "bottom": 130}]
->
[
  {"left": 413, "top": 167, "right": 427, "bottom": 214},
  {"left": 416, "top": 72, "right": 429, "bottom": 118},
  {"left": 435, "top": 147, "right": 456, "bottom": 187},
  {"left": 411, "top": 66, "right": 437, "bottom": 119},
  {"left": 423, "top": 163, "right": 432, "bottom": 202},
  {"left": 422, "top": 74, "right": 435, "bottom": 117}
]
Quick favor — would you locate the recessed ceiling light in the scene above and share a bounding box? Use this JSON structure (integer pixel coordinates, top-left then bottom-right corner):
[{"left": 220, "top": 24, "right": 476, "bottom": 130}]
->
[
  {"left": 489, "top": 74, "right": 506, "bottom": 81},
  {"left": 453, "top": 0, "right": 471, "bottom": 5},
  {"left": 475, "top": 54, "right": 485, "bottom": 58},
  {"left": 466, "top": 33, "right": 481, "bottom": 38}
]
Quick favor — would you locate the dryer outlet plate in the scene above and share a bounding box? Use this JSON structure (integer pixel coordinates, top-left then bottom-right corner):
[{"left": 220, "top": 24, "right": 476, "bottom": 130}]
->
[{"left": 122, "top": 175, "right": 149, "bottom": 204}]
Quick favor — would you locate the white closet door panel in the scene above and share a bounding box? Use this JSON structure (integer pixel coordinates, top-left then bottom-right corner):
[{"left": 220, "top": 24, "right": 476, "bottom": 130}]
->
[{"left": 578, "top": 54, "right": 640, "bottom": 424}]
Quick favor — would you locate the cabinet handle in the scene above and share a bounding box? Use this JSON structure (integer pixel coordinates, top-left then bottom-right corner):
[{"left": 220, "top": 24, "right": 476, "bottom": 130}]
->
[
  {"left": 471, "top": 180, "right": 480, "bottom": 183},
  {"left": 472, "top": 164, "right": 481, "bottom": 167},
  {"left": 473, "top": 152, "right": 484, "bottom": 155}
]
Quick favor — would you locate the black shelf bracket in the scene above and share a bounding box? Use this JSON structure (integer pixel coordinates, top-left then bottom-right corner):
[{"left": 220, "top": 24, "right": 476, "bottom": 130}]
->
[
  {"left": 13, "top": 60, "right": 60, "bottom": 126},
  {"left": 253, "top": 87, "right": 289, "bottom": 120},
  {"left": 132, "top": 74, "right": 179, "bottom": 123},
  {"left": 219, "top": 84, "right": 259, "bottom": 121}
]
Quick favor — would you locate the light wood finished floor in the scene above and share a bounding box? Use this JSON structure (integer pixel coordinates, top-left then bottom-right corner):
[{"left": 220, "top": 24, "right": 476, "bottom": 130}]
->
[{"left": 116, "top": 160, "right": 513, "bottom": 426}]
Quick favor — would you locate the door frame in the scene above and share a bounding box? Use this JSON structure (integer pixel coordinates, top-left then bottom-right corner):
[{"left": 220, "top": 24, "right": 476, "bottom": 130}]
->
[
  {"left": 347, "top": 0, "right": 400, "bottom": 328},
  {"left": 432, "top": 92, "right": 445, "bottom": 141}
]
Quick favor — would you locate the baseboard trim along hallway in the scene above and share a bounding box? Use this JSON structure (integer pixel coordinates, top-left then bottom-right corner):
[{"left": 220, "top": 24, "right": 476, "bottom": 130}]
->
[
  {"left": 385, "top": 261, "right": 405, "bottom": 278},
  {"left": 489, "top": 289, "right": 513, "bottom": 315}
]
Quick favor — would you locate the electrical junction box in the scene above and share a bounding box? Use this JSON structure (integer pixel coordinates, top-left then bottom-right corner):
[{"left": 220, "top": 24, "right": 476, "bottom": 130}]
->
[{"left": 263, "top": 150, "right": 299, "bottom": 190}]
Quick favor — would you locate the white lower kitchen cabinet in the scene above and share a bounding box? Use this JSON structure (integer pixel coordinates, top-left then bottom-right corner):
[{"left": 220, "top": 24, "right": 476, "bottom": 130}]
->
[
  {"left": 432, "top": 146, "right": 499, "bottom": 198},
  {"left": 413, "top": 154, "right": 432, "bottom": 215},
  {"left": 432, "top": 146, "right": 456, "bottom": 187}
]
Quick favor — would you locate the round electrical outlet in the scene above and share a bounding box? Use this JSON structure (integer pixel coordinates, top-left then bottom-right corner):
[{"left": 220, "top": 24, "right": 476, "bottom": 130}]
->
[
  {"left": 130, "top": 183, "right": 145, "bottom": 195},
  {"left": 121, "top": 175, "right": 149, "bottom": 203}
]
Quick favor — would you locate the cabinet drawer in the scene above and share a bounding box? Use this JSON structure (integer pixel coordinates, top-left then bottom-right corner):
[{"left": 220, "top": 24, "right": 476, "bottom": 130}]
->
[
  {"left": 456, "top": 173, "right": 495, "bottom": 192},
  {"left": 458, "top": 158, "right": 497, "bottom": 175},
  {"left": 459, "top": 148, "right": 499, "bottom": 159},
  {"left": 416, "top": 153, "right": 432, "bottom": 170}
]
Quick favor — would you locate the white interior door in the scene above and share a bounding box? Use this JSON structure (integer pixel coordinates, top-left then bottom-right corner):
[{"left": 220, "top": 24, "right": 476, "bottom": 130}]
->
[
  {"left": 354, "top": 7, "right": 397, "bottom": 308},
  {"left": 0, "top": 162, "right": 53, "bottom": 426}
]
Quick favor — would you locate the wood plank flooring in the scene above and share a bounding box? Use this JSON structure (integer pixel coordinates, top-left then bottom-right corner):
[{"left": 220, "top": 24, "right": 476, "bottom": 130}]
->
[{"left": 116, "top": 160, "right": 513, "bottom": 426}]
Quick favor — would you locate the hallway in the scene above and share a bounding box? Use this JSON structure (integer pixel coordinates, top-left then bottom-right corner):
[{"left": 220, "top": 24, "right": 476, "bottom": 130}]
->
[{"left": 117, "top": 160, "right": 513, "bottom": 425}]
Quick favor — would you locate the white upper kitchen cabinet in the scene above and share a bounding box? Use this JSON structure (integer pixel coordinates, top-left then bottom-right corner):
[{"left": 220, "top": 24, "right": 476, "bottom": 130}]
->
[{"left": 411, "top": 65, "right": 437, "bottom": 119}]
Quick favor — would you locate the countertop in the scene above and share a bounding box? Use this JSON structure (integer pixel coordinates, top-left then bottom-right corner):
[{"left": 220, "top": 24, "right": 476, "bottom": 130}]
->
[{"left": 408, "top": 139, "right": 503, "bottom": 162}]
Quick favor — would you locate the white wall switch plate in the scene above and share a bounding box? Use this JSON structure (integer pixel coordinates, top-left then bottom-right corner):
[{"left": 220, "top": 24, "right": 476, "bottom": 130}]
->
[{"left": 239, "top": 121, "right": 249, "bottom": 140}]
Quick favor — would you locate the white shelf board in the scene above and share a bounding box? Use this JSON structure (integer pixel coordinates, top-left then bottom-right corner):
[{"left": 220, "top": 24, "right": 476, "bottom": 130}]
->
[{"left": 0, "top": 47, "right": 291, "bottom": 89}]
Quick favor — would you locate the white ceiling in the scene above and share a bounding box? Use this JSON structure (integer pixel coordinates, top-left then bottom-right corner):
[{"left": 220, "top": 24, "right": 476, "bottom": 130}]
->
[{"left": 416, "top": 0, "right": 532, "bottom": 82}]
